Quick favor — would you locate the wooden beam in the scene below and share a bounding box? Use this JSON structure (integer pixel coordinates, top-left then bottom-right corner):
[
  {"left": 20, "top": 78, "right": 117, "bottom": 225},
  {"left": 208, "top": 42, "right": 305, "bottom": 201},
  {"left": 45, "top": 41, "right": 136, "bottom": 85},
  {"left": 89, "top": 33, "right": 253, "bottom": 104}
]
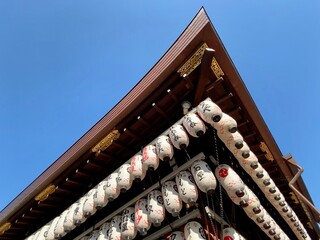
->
[
  {"left": 193, "top": 48, "right": 215, "bottom": 106},
  {"left": 152, "top": 103, "right": 172, "bottom": 123}
]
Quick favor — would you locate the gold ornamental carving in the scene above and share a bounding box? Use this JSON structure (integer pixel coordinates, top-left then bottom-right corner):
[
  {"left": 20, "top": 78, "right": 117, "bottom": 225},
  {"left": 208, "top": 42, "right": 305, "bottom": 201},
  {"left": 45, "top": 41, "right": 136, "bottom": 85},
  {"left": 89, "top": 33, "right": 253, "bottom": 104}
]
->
[
  {"left": 211, "top": 56, "right": 224, "bottom": 78},
  {"left": 92, "top": 129, "right": 120, "bottom": 155},
  {"left": 177, "top": 42, "right": 224, "bottom": 78},
  {"left": 34, "top": 184, "right": 56, "bottom": 202},
  {"left": 307, "top": 222, "right": 313, "bottom": 230},
  {"left": 259, "top": 142, "right": 274, "bottom": 161},
  {"left": 289, "top": 191, "right": 300, "bottom": 204},
  {"left": 0, "top": 222, "right": 11, "bottom": 235},
  {"left": 177, "top": 42, "right": 208, "bottom": 77}
]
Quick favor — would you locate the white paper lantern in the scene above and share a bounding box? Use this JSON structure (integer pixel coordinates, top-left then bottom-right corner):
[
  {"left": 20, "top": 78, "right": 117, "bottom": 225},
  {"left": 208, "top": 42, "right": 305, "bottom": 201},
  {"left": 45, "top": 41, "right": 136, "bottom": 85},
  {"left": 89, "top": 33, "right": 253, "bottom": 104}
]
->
[
  {"left": 280, "top": 201, "right": 290, "bottom": 213},
  {"left": 121, "top": 207, "right": 136, "bottom": 240},
  {"left": 274, "top": 227, "right": 289, "bottom": 240},
  {"left": 257, "top": 211, "right": 272, "bottom": 230},
  {"left": 83, "top": 189, "right": 97, "bottom": 217},
  {"left": 274, "top": 232, "right": 287, "bottom": 240},
  {"left": 94, "top": 179, "right": 108, "bottom": 209},
  {"left": 232, "top": 142, "right": 250, "bottom": 160},
  {"left": 197, "top": 98, "right": 222, "bottom": 124},
  {"left": 282, "top": 206, "right": 295, "bottom": 223},
  {"left": 97, "top": 222, "right": 111, "bottom": 240},
  {"left": 88, "top": 230, "right": 99, "bottom": 240},
  {"left": 161, "top": 181, "right": 183, "bottom": 217},
  {"left": 247, "top": 163, "right": 265, "bottom": 179},
  {"left": 74, "top": 197, "right": 88, "bottom": 226},
  {"left": 260, "top": 218, "right": 276, "bottom": 236},
  {"left": 262, "top": 181, "right": 279, "bottom": 200},
  {"left": 45, "top": 216, "right": 59, "bottom": 240},
  {"left": 117, "top": 163, "right": 133, "bottom": 193},
  {"left": 63, "top": 203, "right": 78, "bottom": 232},
  {"left": 105, "top": 172, "right": 120, "bottom": 201},
  {"left": 135, "top": 199, "right": 151, "bottom": 236},
  {"left": 142, "top": 144, "right": 159, "bottom": 171},
  {"left": 109, "top": 215, "right": 122, "bottom": 240},
  {"left": 222, "top": 227, "right": 244, "bottom": 240},
  {"left": 31, "top": 231, "right": 41, "bottom": 240},
  {"left": 169, "top": 124, "right": 189, "bottom": 149},
  {"left": 182, "top": 112, "right": 206, "bottom": 137},
  {"left": 191, "top": 160, "right": 216, "bottom": 194},
  {"left": 37, "top": 223, "right": 50, "bottom": 240},
  {"left": 156, "top": 135, "right": 174, "bottom": 161},
  {"left": 250, "top": 204, "right": 266, "bottom": 224},
  {"left": 270, "top": 192, "right": 285, "bottom": 206},
  {"left": 222, "top": 131, "right": 244, "bottom": 153},
  {"left": 184, "top": 221, "right": 206, "bottom": 240},
  {"left": 212, "top": 113, "right": 237, "bottom": 138},
  {"left": 242, "top": 186, "right": 262, "bottom": 220},
  {"left": 251, "top": 169, "right": 271, "bottom": 189},
  {"left": 131, "top": 154, "right": 146, "bottom": 182},
  {"left": 215, "top": 164, "right": 248, "bottom": 206},
  {"left": 26, "top": 234, "right": 35, "bottom": 240},
  {"left": 169, "top": 231, "right": 185, "bottom": 240},
  {"left": 176, "top": 171, "right": 198, "bottom": 206},
  {"left": 147, "top": 190, "right": 165, "bottom": 227},
  {"left": 272, "top": 226, "right": 283, "bottom": 240},
  {"left": 236, "top": 151, "right": 259, "bottom": 173},
  {"left": 252, "top": 207, "right": 267, "bottom": 225},
  {"left": 267, "top": 219, "right": 278, "bottom": 236},
  {"left": 54, "top": 210, "right": 68, "bottom": 239}
]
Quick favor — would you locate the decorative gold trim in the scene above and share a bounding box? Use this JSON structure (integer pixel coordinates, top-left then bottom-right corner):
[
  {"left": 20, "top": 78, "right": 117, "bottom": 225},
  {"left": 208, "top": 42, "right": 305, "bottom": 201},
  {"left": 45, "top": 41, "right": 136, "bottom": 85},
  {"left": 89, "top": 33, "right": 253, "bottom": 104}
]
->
[
  {"left": 92, "top": 129, "right": 120, "bottom": 155},
  {"left": 177, "top": 42, "right": 209, "bottom": 77},
  {"left": 289, "top": 191, "right": 300, "bottom": 204},
  {"left": 211, "top": 56, "right": 224, "bottom": 78},
  {"left": 307, "top": 222, "right": 313, "bottom": 230},
  {"left": 0, "top": 222, "right": 11, "bottom": 235},
  {"left": 259, "top": 142, "right": 274, "bottom": 161},
  {"left": 34, "top": 184, "right": 56, "bottom": 202},
  {"left": 177, "top": 42, "right": 224, "bottom": 79}
]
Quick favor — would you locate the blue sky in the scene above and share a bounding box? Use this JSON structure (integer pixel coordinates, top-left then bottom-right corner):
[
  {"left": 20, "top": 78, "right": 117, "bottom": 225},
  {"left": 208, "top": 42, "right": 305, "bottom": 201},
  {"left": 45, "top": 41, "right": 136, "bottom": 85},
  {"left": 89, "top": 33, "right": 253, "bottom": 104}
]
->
[{"left": 0, "top": 1, "right": 319, "bottom": 215}]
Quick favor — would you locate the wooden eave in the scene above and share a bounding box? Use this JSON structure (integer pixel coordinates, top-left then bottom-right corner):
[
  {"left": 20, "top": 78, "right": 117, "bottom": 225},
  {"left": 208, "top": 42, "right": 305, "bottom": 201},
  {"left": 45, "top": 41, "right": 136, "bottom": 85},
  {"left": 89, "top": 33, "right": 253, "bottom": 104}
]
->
[{"left": 0, "top": 8, "right": 318, "bottom": 239}]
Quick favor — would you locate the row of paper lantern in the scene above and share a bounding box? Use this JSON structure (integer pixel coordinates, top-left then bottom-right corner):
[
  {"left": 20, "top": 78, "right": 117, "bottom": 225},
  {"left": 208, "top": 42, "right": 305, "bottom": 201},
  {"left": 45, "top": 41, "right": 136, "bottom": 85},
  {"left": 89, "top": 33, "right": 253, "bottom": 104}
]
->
[
  {"left": 30, "top": 159, "right": 291, "bottom": 240},
  {"left": 78, "top": 221, "right": 207, "bottom": 240},
  {"left": 200, "top": 98, "right": 310, "bottom": 239},
  {"left": 167, "top": 226, "right": 245, "bottom": 240},
  {"left": 25, "top": 98, "right": 221, "bottom": 240},
  {"left": 25, "top": 158, "right": 217, "bottom": 240},
  {"left": 79, "top": 224, "right": 245, "bottom": 240},
  {"left": 216, "top": 164, "right": 290, "bottom": 240},
  {"left": 26, "top": 98, "right": 309, "bottom": 240},
  {"left": 202, "top": 98, "right": 310, "bottom": 240}
]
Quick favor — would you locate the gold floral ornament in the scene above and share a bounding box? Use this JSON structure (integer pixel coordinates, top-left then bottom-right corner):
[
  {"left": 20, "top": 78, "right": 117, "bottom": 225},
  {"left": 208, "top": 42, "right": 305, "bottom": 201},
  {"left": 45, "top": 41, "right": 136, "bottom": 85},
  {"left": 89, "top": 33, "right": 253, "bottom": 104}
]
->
[
  {"left": 91, "top": 129, "right": 120, "bottom": 155},
  {"left": 307, "top": 222, "right": 313, "bottom": 230},
  {"left": 177, "top": 42, "right": 224, "bottom": 79},
  {"left": 177, "top": 42, "right": 208, "bottom": 77},
  {"left": 211, "top": 56, "right": 224, "bottom": 79},
  {"left": 289, "top": 191, "right": 300, "bottom": 204},
  {"left": 259, "top": 142, "right": 274, "bottom": 161},
  {"left": 0, "top": 222, "right": 11, "bottom": 235},
  {"left": 34, "top": 184, "right": 56, "bottom": 202}
]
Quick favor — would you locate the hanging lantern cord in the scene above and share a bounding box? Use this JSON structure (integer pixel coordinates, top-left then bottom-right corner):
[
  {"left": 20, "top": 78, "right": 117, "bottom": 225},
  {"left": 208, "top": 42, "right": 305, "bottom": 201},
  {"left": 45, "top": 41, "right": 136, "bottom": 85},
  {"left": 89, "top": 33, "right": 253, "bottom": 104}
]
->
[
  {"left": 206, "top": 193, "right": 219, "bottom": 238},
  {"left": 183, "top": 148, "right": 192, "bottom": 162},
  {"left": 212, "top": 129, "right": 225, "bottom": 234}
]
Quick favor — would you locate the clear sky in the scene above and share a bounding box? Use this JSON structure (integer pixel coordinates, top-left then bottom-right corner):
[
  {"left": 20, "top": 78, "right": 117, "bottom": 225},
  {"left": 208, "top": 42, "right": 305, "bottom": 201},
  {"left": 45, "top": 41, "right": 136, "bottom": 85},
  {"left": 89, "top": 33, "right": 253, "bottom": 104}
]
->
[{"left": 0, "top": 1, "right": 319, "bottom": 216}]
